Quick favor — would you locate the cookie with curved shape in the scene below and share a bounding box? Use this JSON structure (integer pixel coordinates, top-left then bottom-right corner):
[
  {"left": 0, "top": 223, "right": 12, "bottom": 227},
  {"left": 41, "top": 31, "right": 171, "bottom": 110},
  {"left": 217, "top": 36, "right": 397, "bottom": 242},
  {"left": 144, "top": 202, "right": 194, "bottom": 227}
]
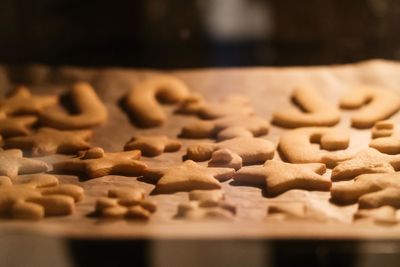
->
[
  {"left": 124, "top": 135, "right": 181, "bottom": 157},
  {"left": 0, "top": 114, "right": 37, "bottom": 137},
  {"left": 272, "top": 86, "right": 340, "bottom": 128},
  {"left": 371, "top": 120, "right": 394, "bottom": 139},
  {"left": 208, "top": 148, "right": 242, "bottom": 170},
  {"left": 0, "top": 149, "right": 48, "bottom": 179}
]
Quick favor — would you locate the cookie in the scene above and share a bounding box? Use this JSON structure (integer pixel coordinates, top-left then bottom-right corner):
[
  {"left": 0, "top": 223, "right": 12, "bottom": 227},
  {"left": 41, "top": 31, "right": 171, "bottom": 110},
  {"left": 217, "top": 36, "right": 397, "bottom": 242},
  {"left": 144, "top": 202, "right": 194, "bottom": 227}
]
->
[
  {"left": 53, "top": 147, "right": 148, "bottom": 179},
  {"left": 94, "top": 187, "right": 156, "bottom": 220},
  {"left": 0, "top": 115, "right": 37, "bottom": 137},
  {"left": 145, "top": 160, "right": 235, "bottom": 194},
  {"left": 124, "top": 135, "right": 181, "bottom": 157},
  {"left": 180, "top": 114, "right": 270, "bottom": 141},
  {"left": 331, "top": 173, "right": 400, "bottom": 209},
  {"left": 0, "top": 174, "right": 83, "bottom": 220},
  {"left": 4, "top": 127, "right": 92, "bottom": 156},
  {"left": 331, "top": 148, "right": 400, "bottom": 181},
  {"left": 371, "top": 120, "right": 394, "bottom": 139},
  {"left": 354, "top": 206, "right": 397, "bottom": 225},
  {"left": 340, "top": 86, "right": 400, "bottom": 128},
  {"left": 369, "top": 134, "right": 400, "bottom": 155},
  {"left": 176, "top": 94, "right": 254, "bottom": 119},
  {"left": 186, "top": 137, "right": 275, "bottom": 165},
  {"left": 125, "top": 75, "right": 190, "bottom": 127},
  {"left": 279, "top": 127, "right": 352, "bottom": 167},
  {"left": 40, "top": 82, "right": 108, "bottom": 129},
  {"left": 233, "top": 160, "right": 329, "bottom": 196},
  {"left": 189, "top": 189, "right": 226, "bottom": 203},
  {"left": 272, "top": 86, "right": 340, "bottom": 128},
  {"left": 0, "top": 86, "right": 58, "bottom": 115},
  {"left": 0, "top": 149, "right": 49, "bottom": 179},
  {"left": 208, "top": 148, "right": 242, "bottom": 170}
]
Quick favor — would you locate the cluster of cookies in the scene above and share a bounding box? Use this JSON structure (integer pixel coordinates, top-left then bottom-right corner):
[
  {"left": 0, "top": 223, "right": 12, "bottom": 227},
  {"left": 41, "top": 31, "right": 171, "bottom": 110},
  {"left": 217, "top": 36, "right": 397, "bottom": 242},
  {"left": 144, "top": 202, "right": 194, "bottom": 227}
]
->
[{"left": 1, "top": 74, "right": 400, "bottom": 225}]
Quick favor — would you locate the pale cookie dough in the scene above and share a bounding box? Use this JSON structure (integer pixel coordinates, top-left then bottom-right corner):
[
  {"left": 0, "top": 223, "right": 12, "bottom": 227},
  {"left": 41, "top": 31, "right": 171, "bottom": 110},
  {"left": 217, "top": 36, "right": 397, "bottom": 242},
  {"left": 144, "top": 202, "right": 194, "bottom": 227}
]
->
[
  {"left": 186, "top": 137, "right": 275, "bottom": 165},
  {"left": 354, "top": 206, "right": 397, "bottom": 225},
  {"left": 371, "top": 120, "right": 394, "bottom": 139},
  {"left": 233, "top": 160, "right": 329, "bottom": 196},
  {"left": 0, "top": 149, "right": 48, "bottom": 179},
  {"left": 340, "top": 86, "right": 400, "bottom": 128},
  {"left": 40, "top": 82, "right": 108, "bottom": 129},
  {"left": 208, "top": 148, "right": 242, "bottom": 170},
  {"left": 0, "top": 115, "right": 37, "bottom": 137},
  {"left": 279, "top": 127, "right": 352, "bottom": 167},
  {"left": 145, "top": 160, "right": 235, "bottom": 194},
  {"left": 5, "top": 127, "right": 92, "bottom": 156},
  {"left": 176, "top": 94, "right": 254, "bottom": 119},
  {"left": 125, "top": 75, "right": 190, "bottom": 127},
  {"left": 180, "top": 114, "right": 270, "bottom": 141},
  {"left": 331, "top": 173, "right": 400, "bottom": 208},
  {"left": 0, "top": 86, "right": 57, "bottom": 115},
  {"left": 0, "top": 174, "right": 83, "bottom": 220},
  {"left": 94, "top": 187, "right": 156, "bottom": 220},
  {"left": 53, "top": 147, "right": 148, "bottom": 179},
  {"left": 124, "top": 135, "right": 181, "bottom": 157},
  {"left": 272, "top": 86, "right": 340, "bottom": 128},
  {"left": 331, "top": 148, "right": 400, "bottom": 181}
]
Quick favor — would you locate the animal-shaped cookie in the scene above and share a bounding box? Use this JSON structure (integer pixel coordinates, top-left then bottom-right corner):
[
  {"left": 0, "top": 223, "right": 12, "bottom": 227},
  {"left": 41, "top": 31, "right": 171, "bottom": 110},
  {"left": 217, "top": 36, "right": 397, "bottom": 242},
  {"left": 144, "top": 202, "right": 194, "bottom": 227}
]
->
[
  {"left": 4, "top": 127, "right": 92, "bottom": 156},
  {"left": 233, "top": 160, "right": 330, "bottom": 196},
  {"left": 331, "top": 148, "right": 400, "bottom": 181},
  {"left": 0, "top": 174, "right": 83, "bottom": 220},
  {"left": 145, "top": 160, "right": 235, "bottom": 194},
  {"left": 94, "top": 187, "right": 156, "bottom": 220},
  {"left": 0, "top": 86, "right": 58, "bottom": 115},
  {"left": 186, "top": 137, "right": 275, "bottom": 165},
  {"left": 331, "top": 173, "right": 400, "bottom": 209},
  {"left": 371, "top": 120, "right": 394, "bottom": 139},
  {"left": 279, "top": 127, "right": 352, "bottom": 167},
  {"left": 53, "top": 147, "right": 147, "bottom": 179},
  {"left": 125, "top": 75, "right": 190, "bottom": 127},
  {"left": 0, "top": 149, "right": 48, "bottom": 179},
  {"left": 340, "top": 86, "right": 400, "bottom": 128},
  {"left": 0, "top": 113, "right": 37, "bottom": 137},
  {"left": 272, "top": 86, "right": 340, "bottom": 128},
  {"left": 180, "top": 114, "right": 270, "bottom": 141},
  {"left": 124, "top": 135, "right": 181, "bottom": 157},
  {"left": 354, "top": 206, "right": 397, "bottom": 225},
  {"left": 40, "top": 82, "right": 108, "bottom": 129}
]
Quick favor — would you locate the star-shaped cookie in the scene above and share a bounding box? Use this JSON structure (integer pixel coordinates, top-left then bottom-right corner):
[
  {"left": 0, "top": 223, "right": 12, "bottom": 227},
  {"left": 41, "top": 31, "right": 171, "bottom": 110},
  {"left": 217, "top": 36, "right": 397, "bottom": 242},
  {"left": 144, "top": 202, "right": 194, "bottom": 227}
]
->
[
  {"left": 0, "top": 149, "right": 49, "bottom": 179},
  {"left": 53, "top": 147, "right": 148, "bottom": 179},
  {"left": 146, "top": 160, "right": 235, "bottom": 194},
  {"left": 0, "top": 115, "right": 37, "bottom": 137},
  {"left": 4, "top": 127, "right": 92, "bottom": 156},
  {"left": 0, "top": 86, "right": 57, "bottom": 115},
  {"left": 233, "top": 160, "right": 330, "bottom": 196},
  {"left": 124, "top": 135, "right": 181, "bottom": 157}
]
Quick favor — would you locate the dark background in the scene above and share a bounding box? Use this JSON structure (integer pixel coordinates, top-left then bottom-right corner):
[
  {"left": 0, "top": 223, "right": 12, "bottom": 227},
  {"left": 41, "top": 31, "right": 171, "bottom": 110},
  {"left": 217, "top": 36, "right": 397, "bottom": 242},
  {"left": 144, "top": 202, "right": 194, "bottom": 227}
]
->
[{"left": 0, "top": 0, "right": 400, "bottom": 69}]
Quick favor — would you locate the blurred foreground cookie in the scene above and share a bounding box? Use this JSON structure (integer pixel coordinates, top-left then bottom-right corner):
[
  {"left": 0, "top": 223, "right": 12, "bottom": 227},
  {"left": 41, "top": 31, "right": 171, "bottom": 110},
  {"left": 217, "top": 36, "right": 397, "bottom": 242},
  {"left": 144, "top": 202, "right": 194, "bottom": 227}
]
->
[
  {"left": 124, "top": 135, "right": 181, "bottom": 157},
  {"left": 272, "top": 86, "right": 340, "bottom": 128},
  {"left": 0, "top": 149, "right": 48, "bottom": 179},
  {"left": 340, "top": 86, "right": 400, "bottom": 128},
  {"left": 5, "top": 127, "right": 92, "bottom": 156},
  {"left": 354, "top": 206, "right": 397, "bottom": 225},
  {"left": 0, "top": 174, "right": 83, "bottom": 220},
  {"left": 0, "top": 114, "right": 37, "bottom": 137},
  {"left": 145, "top": 160, "right": 234, "bottom": 194},
  {"left": 94, "top": 187, "right": 156, "bottom": 220},
  {"left": 125, "top": 75, "right": 190, "bottom": 127},
  {"left": 53, "top": 147, "right": 147, "bottom": 179},
  {"left": 40, "top": 82, "right": 108, "bottom": 129},
  {"left": 233, "top": 160, "right": 329, "bottom": 196},
  {"left": 279, "top": 127, "right": 352, "bottom": 167}
]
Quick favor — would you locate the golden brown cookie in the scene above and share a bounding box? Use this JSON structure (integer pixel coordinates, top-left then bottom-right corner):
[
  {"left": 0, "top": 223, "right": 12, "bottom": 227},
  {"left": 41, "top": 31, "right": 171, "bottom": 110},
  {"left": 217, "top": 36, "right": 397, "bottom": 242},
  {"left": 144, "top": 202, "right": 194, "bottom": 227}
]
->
[
  {"left": 0, "top": 114, "right": 37, "bottom": 137},
  {"left": 124, "top": 135, "right": 181, "bottom": 157},
  {"left": 208, "top": 148, "right": 243, "bottom": 170},
  {"left": 0, "top": 149, "right": 48, "bottom": 179},
  {"left": 371, "top": 120, "right": 394, "bottom": 139},
  {"left": 4, "top": 127, "right": 92, "bottom": 156},
  {"left": 369, "top": 134, "right": 400, "bottom": 155}
]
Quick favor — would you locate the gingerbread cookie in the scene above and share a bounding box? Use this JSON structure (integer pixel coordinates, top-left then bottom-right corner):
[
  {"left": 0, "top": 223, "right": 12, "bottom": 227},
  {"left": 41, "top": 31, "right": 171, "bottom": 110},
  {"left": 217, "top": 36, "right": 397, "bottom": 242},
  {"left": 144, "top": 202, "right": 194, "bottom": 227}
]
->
[
  {"left": 0, "top": 149, "right": 48, "bottom": 179},
  {"left": 145, "top": 160, "right": 235, "bottom": 194},
  {"left": 340, "top": 86, "right": 400, "bottom": 128},
  {"left": 0, "top": 174, "right": 83, "bottom": 220},
  {"left": 125, "top": 75, "right": 190, "bottom": 127},
  {"left": 272, "top": 86, "right": 340, "bottom": 128},
  {"left": 233, "top": 160, "right": 329, "bottom": 196},
  {"left": 331, "top": 173, "right": 400, "bottom": 208},
  {"left": 331, "top": 148, "right": 400, "bottom": 181},
  {"left": 40, "top": 82, "right": 108, "bottom": 129},
  {"left": 53, "top": 147, "right": 147, "bottom": 179},
  {"left": 180, "top": 114, "right": 270, "bottom": 141},
  {"left": 4, "top": 127, "right": 92, "bottom": 156},
  {"left": 186, "top": 137, "right": 275, "bottom": 165},
  {"left": 94, "top": 187, "right": 156, "bottom": 220},
  {"left": 279, "top": 127, "right": 352, "bottom": 167},
  {"left": 0, "top": 114, "right": 37, "bottom": 137},
  {"left": 371, "top": 120, "right": 394, "bottom": 139},
  {"left": 208, "top": 148, "right": 242, "bottom": 170},
  {"left": 124, "top": 135, "right": 181, "bottom": 157},
  {"left": 354, "top": 206, "right": 397, "bottom": 225}
]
